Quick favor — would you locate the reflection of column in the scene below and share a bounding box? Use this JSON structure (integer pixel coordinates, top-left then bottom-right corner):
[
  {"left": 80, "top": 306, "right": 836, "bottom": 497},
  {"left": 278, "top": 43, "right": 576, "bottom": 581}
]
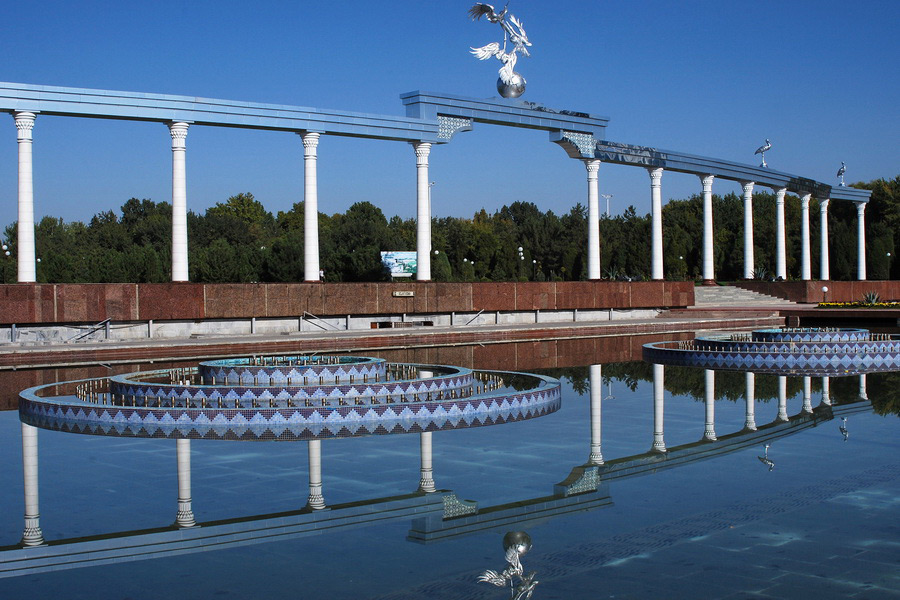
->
[
  {"left": 301, "top": 132, "right": 321, "bottom": 281},
  {"left": 777, "top": 376, "right": 788, "bottom": 422},
  {"left": 744, "top": 372, "right": 757, "bottom": 431},
  {"left": 169, "top": 122, "right": 190, "bottom": 282},
  {"left": 856, "top": 202, "right": 867, "bottom": 281},
  {"left": 703, "top": 369, "right": 717, "bottom": 441},
  {"left": 14, "top": 112, "right": 37, "bottom": 283},
  {"left": 307, "top": 439, "right": 326, "bottom": 509},
  {"left": 858, "top": 374, "right": 868, "bottom": 400},
  {"left": 820, "top": 199, "right": 830, "bottom": 280},
  {"left": 175, "top": 439, "right": 195, "bottom": 527},
  {"left": 651, "top": 364, "right": 666, "bottom": 452},
  {"left": 774, "top": 187, "right": 787, "bottom": 280},
  {"left": 741, "top": 181, "right": 755, "bottom": 279},
  {"left": 649, "top": 168, "right": 664, "bottom": 280},
  {"left": 586, "top": 160, "right": 602, "bottom": 280},
  {"left": 821, "top": 376, "right": 831, "bottom": 406},
  {"left": 700, "top": 175, "right": 715, "bottom": 283},
  {"left": 802, "top": 377, "right": 813, "bottom": 413},
  {"left": 414, "top": 142, "right": 432, "bottom": 281},
  {"left": 799, "top": 193, "right": 812, "bottom": 280},
  {"left": 588, "top": 364, "right": 603, "bottom": 464},
  {"left": 21, "top": 423, "right": 43, "bottom": 546},
  {"left": 418, "top": 432, "right": 436, "bottom": 492}
]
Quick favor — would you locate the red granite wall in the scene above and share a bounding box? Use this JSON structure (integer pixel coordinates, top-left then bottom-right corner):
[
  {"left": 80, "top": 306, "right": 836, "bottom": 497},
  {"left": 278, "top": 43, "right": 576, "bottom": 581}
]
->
[
  {"left": 734, "top": 280, "right": 900, "bottom": 303},
  {"left": 0, "top": 281, "right": 693, "bottom": 325}
]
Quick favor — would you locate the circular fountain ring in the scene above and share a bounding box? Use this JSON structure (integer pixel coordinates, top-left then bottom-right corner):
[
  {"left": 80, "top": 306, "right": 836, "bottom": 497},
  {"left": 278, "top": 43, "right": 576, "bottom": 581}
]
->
[
  {"left": 19, "top": 355, "right": 562, "bottom": 441},
  {"left": 643, "top": 327, "right": 900, "bottom": 375}
]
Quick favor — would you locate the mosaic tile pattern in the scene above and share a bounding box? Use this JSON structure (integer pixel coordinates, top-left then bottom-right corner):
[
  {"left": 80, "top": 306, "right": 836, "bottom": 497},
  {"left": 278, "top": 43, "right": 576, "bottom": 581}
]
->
[
  {"left": 19, "top": 356, "right": 562, "bottom": 442},
  {"left": 643, "top": 327, "right": 900, "bottom": 375},
  {"left": 197, "top": 356, "right": 387, "bottom": 385}
]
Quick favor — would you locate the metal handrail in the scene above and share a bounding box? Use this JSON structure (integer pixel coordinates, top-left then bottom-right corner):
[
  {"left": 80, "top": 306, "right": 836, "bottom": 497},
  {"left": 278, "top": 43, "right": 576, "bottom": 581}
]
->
[
  {"left": 66, "top": 319, "right": 111, "bottom": 342},
  {"left": 302, "top": 311, "right": 341, "bottom": 331}
]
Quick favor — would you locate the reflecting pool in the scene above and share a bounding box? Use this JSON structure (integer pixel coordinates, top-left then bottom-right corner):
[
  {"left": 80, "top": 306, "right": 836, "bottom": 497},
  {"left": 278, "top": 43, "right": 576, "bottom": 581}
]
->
[{"left": 1, "top": 337, "right": 898, "bottom": 599}]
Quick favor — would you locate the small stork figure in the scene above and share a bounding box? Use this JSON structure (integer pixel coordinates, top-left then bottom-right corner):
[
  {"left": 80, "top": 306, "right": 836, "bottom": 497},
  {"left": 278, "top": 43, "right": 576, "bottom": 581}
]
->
[
  {"left": 755, "top": 139, "right": 772, "bottom": 168},
  {"left": 837, "top": 162, "right": 846, "bottom": 186},
  {"left": 839, "top": 416, "right": 849, "bottom": 441},
  {"left": 758, "top": 443, "right": 775, "bottom": 471}
]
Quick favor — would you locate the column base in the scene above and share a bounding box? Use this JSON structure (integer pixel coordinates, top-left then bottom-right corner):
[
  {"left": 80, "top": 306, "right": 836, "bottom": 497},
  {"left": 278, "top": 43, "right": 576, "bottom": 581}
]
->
[
  {"left": 588, "top": 451, "right": 604, "bottom": 465},
  {"left": 418, "top": 472, "right": 436, "bottom": 493},
  {"left": 176, "top": 501, "right": 196, "bottom": 528},
  {"left": 702, "top": 431, "right": 718, "bottom": 442},
  {"left": 702, "top": 279, "right": 717, "bottom": 286},
  {"left": 21, "top": 521, "right": 44, "bottom": 547},
  {"left": 743, "top": 422, "right": 757, "bottom": 432},
  {"left": 650, "top": 440, "right": 667, "bottom": 454}
]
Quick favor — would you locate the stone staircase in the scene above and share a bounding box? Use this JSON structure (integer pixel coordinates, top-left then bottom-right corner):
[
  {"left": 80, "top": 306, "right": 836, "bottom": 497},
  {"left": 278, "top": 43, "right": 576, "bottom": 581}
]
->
[{"left": 693, "top": 285, "right": 795, "bottom": 306}]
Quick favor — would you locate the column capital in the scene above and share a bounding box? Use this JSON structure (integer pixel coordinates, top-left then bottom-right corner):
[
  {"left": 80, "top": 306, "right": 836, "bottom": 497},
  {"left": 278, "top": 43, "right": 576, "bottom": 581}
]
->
[
  {"left": 647, "top": 167, "right": 663, "bottom": 185},
  {"left": 413, "top": 141, "right": 431, "bottom": 158},
  {"left": 301, "top": 131, "right": 320, "bottom": 158},
  {"left": 819, "top": 198, "right": 830, "bottom": 212},
  {"left": 168, "top": 122, "right": 190, "bottom": 149},
  {"left": 584, "top": 158, "right": 601, "bottom": 176},
  {"left": 13, "top": 111, "right": 36, "bottom": 141},
  {"left": 773, "top": 187, "right": 787, "bottom": 204},
  {"left": 700, "top": 174, "right": 715, "bottom": 190},
  {"left": 741, "top": 180, "right": 755, "bottom": 194},
  {"left": 856, "top": 201, "right": 867, "bottom": 215},
  {"left": 799, "top": 192, "right": 811, "bottom": 205}
]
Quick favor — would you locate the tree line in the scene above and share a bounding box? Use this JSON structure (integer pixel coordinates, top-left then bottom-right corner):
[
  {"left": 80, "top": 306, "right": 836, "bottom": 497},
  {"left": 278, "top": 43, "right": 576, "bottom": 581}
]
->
[{"left": 1, "top": 176, "right": 896, "bottom": 284}]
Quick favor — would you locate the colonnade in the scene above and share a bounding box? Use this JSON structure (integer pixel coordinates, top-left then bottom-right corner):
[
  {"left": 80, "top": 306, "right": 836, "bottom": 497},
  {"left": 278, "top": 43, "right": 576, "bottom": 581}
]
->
[{"left": 9, "top": 111, "right": 870, "bottom": 285}]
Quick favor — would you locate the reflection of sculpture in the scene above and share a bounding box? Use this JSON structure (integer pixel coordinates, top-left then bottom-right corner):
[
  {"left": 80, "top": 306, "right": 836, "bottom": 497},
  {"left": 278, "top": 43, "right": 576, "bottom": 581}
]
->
[
  {"left": 755, "top": 138, "right": 771, "bottom": 168},
  {"left": 478, "top": 531, "right": 539, "bottom": 598},
  {"left": 469, "top": 3, "right": 532, "bottom": 98},
  {"left": 757, "top": 443, "right": 775, "bottom": 471},
  {"left": 839, "top": 416, "right": 849, "bottom": 441}
]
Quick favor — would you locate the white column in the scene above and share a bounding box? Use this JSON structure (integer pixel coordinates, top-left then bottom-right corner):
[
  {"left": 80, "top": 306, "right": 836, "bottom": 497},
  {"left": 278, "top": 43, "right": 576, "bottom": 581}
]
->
[
  {"left": 586, "top": 160, "right": 602, "bottom": 279},
  {"left": 21, "top": 423, "right": 43, "bottom": 546},
  {"left": 648, "top": 168, "right": 664, "bottom": 280},
  {"left": 858, "top": 373, "right": 867, "bottom": 400},
  {"left": 774, "top": 187, "right": 787, "bottom": 280},
  {"left": 820, "top": 199, "right": 830, "bottom": 280},
  {"left": 651, "top": 364, "right": 666, "bottom": 452},
  {"left": 703, "top": 369, "right": 717, "bottom": 441},
  {"left": 307, "top": 439, "right": 325, "bottom": 509},
  {"left": 301, "top": 132, "right": 321, "bottom": 281},
  {"left": 741, "top": 181, "right": 755, "bottom": 279},
  {"left": 169, "top": 122, "right": 190, "bottom": 282},
  {"left": 800, "top": 193, "right": 812, "bottom": 280},
  {"left": 821, "top": 376, "right": 831, "bottom": 406},
  {"left": 588, "top": 364, "right": 603, "bottom": 464},
  {"left": 414, "top": 142, "right": 432, "bottom": 281},
  {"left": 802, "top": 377, "right": 813, "bottom": 414},
  {"left": 700, "top": 175, "right": 715, "bottom": 283},
  {"left": 175, "top": 438, "right": 195, "bottom": 527},
  {"left": 744, "top": 372, "right": 757, "bottom": 431},
  {"left": 418, "top": 432, "right": 436, "bottom": 492},
  {"left": 777, "top": 376, "right": 788, "bottom": 422},
  {"left": 856, "top": 202, "right": 867, "bottom": 281},
  {"left": 14, "top": 112, "right": 37, "bottom": 283}
]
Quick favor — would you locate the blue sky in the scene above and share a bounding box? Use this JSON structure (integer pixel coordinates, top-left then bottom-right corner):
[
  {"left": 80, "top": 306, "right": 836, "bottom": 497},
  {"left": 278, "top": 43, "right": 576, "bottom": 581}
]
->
[{"left": 0, "top": 0, "right": 897, "bottom": 229}]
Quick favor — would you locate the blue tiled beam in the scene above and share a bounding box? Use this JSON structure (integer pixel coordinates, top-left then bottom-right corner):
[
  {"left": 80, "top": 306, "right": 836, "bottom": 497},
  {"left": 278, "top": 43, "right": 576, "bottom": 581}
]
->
[
  {"left": 593, "top": 139, "right": 872, "bottom": 202},
  {"left": 0, "top": 81, "right": 440, "bottom": 142},
  {"left": 401, "top": 90, "right": 609, "bottom": 138}
]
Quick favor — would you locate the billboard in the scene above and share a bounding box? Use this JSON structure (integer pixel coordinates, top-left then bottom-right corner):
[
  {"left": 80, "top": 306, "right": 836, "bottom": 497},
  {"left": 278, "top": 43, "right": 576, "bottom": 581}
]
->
[{"left": 380, "top": 251, "right": 417, "bottom": 278}]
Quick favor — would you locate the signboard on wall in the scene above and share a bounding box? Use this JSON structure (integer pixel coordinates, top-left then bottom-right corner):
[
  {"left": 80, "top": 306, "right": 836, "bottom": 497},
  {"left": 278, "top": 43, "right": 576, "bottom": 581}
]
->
[{"left": 381, "top": 251, "right": 417, "bottom": 278}]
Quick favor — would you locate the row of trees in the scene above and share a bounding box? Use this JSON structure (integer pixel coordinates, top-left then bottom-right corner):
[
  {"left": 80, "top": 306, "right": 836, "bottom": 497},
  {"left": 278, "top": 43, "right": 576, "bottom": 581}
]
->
[{"left": 2, "top": 176, "right": 896, "bottom": 284}]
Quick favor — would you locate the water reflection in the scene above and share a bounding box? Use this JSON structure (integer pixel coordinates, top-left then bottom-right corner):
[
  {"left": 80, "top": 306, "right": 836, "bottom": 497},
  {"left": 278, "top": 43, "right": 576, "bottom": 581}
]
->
[{"left": 3, "top": 361, "right": 878, "bottom": 580}]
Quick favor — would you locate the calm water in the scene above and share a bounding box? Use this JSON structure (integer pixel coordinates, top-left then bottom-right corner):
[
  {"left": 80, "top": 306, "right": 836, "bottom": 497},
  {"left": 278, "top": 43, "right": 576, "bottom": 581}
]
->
[{"left": 0, "top": 341, "right": 898, "bottom": 599}]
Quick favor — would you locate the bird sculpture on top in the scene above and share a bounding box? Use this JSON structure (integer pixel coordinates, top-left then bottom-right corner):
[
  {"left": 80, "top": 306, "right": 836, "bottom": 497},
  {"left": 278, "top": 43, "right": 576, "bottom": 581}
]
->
[
  {"left": 469, "top": 2, "right": 532, "bottom": 98},
  {"left": 837, "top": 162, "right": 846, "bottom": 186},
  {"left": 755, "top": 138, "right": 772, "bottom": 168}
]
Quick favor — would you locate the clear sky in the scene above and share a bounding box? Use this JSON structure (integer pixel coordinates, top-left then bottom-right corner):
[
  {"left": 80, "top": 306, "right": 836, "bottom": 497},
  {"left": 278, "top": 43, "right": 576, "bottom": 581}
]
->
[{"left": 0, "top": 0, "right": 897, "bottom": 230}]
